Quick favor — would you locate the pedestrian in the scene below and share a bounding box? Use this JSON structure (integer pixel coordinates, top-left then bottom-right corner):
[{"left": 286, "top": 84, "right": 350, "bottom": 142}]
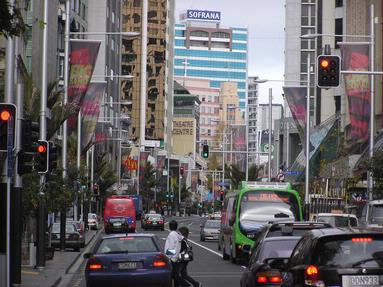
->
[
  {"left": 164, "top": 220, "right": 183, "bottom": 287},
  {"left": 178, "top": 226, "right": 202, "bottom": 287}
]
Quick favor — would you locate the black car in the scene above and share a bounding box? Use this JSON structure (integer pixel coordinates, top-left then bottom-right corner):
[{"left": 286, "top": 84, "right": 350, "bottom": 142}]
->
[
  {"left": 51, "top": 222, "right": 83, "bottom": 251},
  {"left": 271, "top": 228, "right": 383, "bottom": 287},
  {"left": 241, "top": 236, "right": 301, "bottom": 287}
]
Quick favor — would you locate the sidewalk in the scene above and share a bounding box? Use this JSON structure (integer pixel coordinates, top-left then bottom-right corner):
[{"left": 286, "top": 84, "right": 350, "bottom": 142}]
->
[{"left": 21, "top": 229, "right": 98, "bottom": 287}]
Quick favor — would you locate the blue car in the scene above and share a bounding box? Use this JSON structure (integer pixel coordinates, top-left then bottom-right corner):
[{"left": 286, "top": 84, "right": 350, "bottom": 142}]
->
[{"left": 84, "top": 233, "right": 172, "bottom": 287}]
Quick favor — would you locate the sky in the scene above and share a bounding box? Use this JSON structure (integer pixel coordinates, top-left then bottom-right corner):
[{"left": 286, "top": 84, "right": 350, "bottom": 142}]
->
[{"left": 175, "top": 0, "right": 286, "bottom": 104}]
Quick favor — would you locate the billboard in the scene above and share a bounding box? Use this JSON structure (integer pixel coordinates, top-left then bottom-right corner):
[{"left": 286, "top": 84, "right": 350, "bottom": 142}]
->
[
  {"left": 172, "top": 118, "right": 196, "bottom": 155},
  {"left": 187, "top": 10, "right": 221, "bottom": 21}
]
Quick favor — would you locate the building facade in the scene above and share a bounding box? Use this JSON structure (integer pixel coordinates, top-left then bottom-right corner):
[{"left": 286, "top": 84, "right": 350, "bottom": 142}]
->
[
  {"left": 247, "top": 77, "right": 259, "bottom": 165},
  {"left": 120, "top": 0, "right": 173, "bottom": 147},
  {"left": 173, "top": 10, "right": 248, "bottom": 110}
]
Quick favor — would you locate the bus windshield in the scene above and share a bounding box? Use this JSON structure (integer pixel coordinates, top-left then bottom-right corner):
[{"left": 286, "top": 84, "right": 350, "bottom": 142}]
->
[{"left": 239, "top": 190, "right": 300, "bottom": 223}]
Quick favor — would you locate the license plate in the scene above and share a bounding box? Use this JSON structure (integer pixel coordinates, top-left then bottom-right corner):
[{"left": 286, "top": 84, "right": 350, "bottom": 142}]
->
[
  {"left": 152, "top": 222, "right": 157, "bottom": 225},
  {"left": 342, "top": 275, "right": 380, "bottom": 286},
  {"left": 118, "top": 262, "right": 140, "bottom": 270},
  {"left": 113, "top": 222, "right": 122, "bottom": 227}
]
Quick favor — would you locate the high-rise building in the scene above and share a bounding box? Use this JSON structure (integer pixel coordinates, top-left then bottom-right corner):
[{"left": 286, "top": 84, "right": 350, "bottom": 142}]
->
[
  {"left": 120, "top": 0, "right": 174, "bottom": 148},
  {"left": 174, "top": 10, "right": 248, "bottom": 110},
  {"left": 247, "top": 77, "right": 259, "bottom": 166}
]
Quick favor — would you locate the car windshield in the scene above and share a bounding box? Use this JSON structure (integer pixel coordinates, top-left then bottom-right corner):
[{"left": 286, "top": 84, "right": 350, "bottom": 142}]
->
[
  {"left": 205, "top": 220, "right": 220, "bottom": 228},
  {"left": 318, "top": 216, "right": 357, "bottom": 227},
  {"left": 52, "top": 224, "right": 75, "bottom": 233},
  {"left": 369, "top": 205, "right": 383, "bottom": 225},
  {"left": 316, "top": 236, "right": 383, "bottom": 268},
  {"left": 97, "top": 237, "right": 158, "bottom": 254},
  {"left": 239, "top": 190, "right": 300, "bottom": 222},
  {"left": 258, "top": 238, "right": 300, "bottom": 262}
]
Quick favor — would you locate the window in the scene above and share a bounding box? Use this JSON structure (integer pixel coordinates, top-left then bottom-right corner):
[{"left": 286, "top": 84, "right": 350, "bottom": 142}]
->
[
  {"left": 211, "top": 32, "right": 230, "bottom": 39},
  {"left": 111, "top": 39, "right": 115, "bottom": 51},
  {"left": 335, "top": 18, "right": 343, "bottom": 48},
  {"left": 190, "top": 30, "right": 209, "bottom": 37},
  {"left": 112, "top": 11, "right": 115, "bottom": 23},
  {"left": 335, "top": 0, "right": 343, "bottom": 7},
  {"left": 190, "top": 40, "right": 209, "bottom": 48}
]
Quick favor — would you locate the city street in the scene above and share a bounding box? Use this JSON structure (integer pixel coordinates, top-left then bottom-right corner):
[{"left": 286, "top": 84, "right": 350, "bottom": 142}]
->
[{"left": 65, "top": 216, "right": 244, "bottom": 287}]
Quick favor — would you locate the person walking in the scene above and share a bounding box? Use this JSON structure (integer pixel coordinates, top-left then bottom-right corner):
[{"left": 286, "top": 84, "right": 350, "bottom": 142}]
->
[
  {"left": 178, "top": 226, "right": 202, "bottom": 287},
  {"left": 164, "top": 220, "right": 183, "bottom": 287}
]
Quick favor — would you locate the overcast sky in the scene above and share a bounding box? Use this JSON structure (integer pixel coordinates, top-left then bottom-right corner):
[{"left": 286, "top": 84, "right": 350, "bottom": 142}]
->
[{"left": 175, "top": 0, "right": 285, "bottom": 104}]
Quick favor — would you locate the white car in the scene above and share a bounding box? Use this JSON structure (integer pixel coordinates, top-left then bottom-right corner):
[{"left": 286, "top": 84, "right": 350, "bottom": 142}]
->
[
  {"left": 312, "top": 213, "right": 358, "bottom": 227},
  {"left": 88, "top": 213, "right": 99, "bottom": 230}
]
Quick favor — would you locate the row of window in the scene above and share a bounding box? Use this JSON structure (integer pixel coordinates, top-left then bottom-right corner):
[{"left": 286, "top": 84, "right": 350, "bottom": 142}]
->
[
  {"left": 174, "top": 68, "right": 246, "bottom": 80},
  {"left": 175, "top": 29, "right": 247, "bottom": 41},
  {"left": 174, "top": 58, "right": 247, "bottom": 70},
  {"left": 200, "top": 106, "right": 220, "bottom": 114},
  {"left": 175, "top": 48, "right": 247, "bottom": 60}
]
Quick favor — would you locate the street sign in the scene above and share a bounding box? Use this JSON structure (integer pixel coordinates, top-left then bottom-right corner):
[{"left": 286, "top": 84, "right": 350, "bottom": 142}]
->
[{"left": 285, "top": 170, "right": 300, "bottom": 176}]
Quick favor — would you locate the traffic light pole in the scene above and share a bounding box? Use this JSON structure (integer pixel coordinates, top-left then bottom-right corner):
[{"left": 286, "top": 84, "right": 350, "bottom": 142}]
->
[{"left": 37, "top": 0, "right": 49, "bottom": 270}]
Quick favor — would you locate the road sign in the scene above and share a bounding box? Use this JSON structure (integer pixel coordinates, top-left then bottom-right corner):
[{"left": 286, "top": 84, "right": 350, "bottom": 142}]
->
[
  {"left": 285, "top": 170, "right": 300, "bottom": 176},
  {"left": 277, "top": 172, "right": 285, "bottom": 182}
]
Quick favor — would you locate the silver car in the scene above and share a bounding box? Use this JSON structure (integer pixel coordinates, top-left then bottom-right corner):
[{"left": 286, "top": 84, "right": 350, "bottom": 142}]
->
[{"left": 200, "top": 219, "right": 221, "bottom": 241}]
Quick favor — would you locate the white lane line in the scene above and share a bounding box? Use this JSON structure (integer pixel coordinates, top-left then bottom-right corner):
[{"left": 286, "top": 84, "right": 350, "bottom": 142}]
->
[
  {"left": 187, "top": 238, "right": 223, "bottom": 258},
  {"left": 188, "top": 222, "right": 193, "bottom": 227}
]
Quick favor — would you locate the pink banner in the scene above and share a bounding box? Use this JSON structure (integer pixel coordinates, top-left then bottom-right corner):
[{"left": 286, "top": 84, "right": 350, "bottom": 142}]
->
[
  {"left": 81, "top": 82, "right": 105, "bottom": 153},
  {"left": 139, "top": 151, "right": 150, "bottom": 183},
  {"left": 340, "top": 44, "right": 370, "bottom": 142}
]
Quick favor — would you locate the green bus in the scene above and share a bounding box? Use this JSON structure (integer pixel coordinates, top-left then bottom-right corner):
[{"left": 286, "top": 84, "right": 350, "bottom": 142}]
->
[{"left": 219, "top": 181, "right": 303, "bottom": 262}]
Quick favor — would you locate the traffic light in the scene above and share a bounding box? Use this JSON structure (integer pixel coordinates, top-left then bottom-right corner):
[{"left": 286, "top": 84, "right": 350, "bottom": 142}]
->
[
  {"left": 220, "top": 190, "right": 224, "bottom": 201},
  {"left": 35, "top": 140, "right": 49, "bottom": 174},
  {"left": 180, "top": 166, "right": 184, "bottom": 176},
  {"left": 202, "top": 144, "right": 209, "bottom": 158},
  {"left": 48, "top": 141, "right": 58, "bottom": 172},
  {"left": 18, "top": 120, "right": 39, "bottom": 175},
  {"left": 317, "top": 55, "right": 341, "bottom": 88},
  {"left": 0, "top": 103, "right": 17, "bottom": 152}
]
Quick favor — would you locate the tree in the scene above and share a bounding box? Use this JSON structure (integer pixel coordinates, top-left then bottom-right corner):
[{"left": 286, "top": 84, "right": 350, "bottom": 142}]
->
[
  {"left": 365, "top": 150, "right": 383, "bottom": 199},
  {"left": 141, "top": 162, "right": 157, "bottom": 211},
  {"left": 225, "top": 164, "right": 245, "bottom": 190},
  {"left": 248, "top": 164, "right": 262, "bottom": 181},
  {"left": 0, "top": 0, "right": 26, "bottom": 38}
]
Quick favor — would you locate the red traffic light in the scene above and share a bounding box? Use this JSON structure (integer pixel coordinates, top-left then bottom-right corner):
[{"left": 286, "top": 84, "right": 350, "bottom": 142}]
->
[
  {"left": 0, "top": 110, "right": 11, "bottom": 121},
  {"left": 37, "top": 144, "right": 47, "bottom": 153},
  {"left": 319, "top": 59, "right": 329, "bottom": 69},
  {"left": 180, "top": 166, "right": 184, "bottom": 175}
]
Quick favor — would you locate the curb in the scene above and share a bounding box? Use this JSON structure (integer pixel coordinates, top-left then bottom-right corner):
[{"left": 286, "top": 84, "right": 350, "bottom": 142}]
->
[{"left": 48, "top": 230, "right": 101, "bottom": 287}]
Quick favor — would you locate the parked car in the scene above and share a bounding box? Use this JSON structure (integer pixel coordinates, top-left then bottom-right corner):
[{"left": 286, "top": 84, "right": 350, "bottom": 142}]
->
[
  {"left": 241, "top": 236, "right": 301, "bottom": 287},
  {"left": 141, "top": 213, "right": 165, "bottom": 230},
  {"left": 312, "top": 212, "right": 359, "bottom": 227},
  {"left": 84, "top": 233, "right": 172, "bottom": 287},
  {"left": 268, "top": 228, "right": 383, "bottom": 287},
  {"left": 67, "top": 220, "right": 85, "bottom": 247},
  {"left": 88, "top": 213, "right": 99, "bottom": 230},
  {"left": 104, "top": 195, "right": 136, "bottom": 233},
  {"left": 200, "top": 219, "right": 221, "bottom": 241},
  {"left": 51, "top": 222, "right": 83, "bottom": 251}
]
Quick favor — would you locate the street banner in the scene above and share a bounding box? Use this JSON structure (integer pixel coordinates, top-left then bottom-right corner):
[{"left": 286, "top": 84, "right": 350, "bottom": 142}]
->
[
  {"left": 340, "top": 44, "right": 370, "bottom": 142},
  {"left": 231, "top": 125, "right": 247, "bottom": 172},
  {"left": 283, "top": 86, "right": 314, "bottom": 154},
  {"left": 68, "top": 40, "right": 101, "bottom": 132},
  {"left": 181, "top": 162, "right": 188, "bottom": 185},
  {"left": 139, "top": 151, "right": 150, "bottom": 182},
  {"left": 156, "top": 155, "right": 166, "bottom": 171},
  {"left": 81, "top": 82, "right": 106, "bottom": 153}
]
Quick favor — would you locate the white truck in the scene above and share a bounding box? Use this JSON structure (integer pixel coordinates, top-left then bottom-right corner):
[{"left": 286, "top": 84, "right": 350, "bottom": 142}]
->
[{"left": 360, "top": 199, "right": 383, "bottom": 231}]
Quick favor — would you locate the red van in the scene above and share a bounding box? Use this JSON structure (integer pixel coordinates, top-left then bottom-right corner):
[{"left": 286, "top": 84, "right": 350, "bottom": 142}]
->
[{"left": 104, "top": 195, "right": 136, "bottom": 233}]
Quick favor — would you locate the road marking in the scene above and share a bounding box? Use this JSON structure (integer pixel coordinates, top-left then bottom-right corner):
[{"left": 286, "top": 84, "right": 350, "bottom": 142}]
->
[
  {"left": 187, "top": 238, "right": 223, "bottom": 258},
  {"left": 188, "top": 222, "right": 193, "bottom": 227}
]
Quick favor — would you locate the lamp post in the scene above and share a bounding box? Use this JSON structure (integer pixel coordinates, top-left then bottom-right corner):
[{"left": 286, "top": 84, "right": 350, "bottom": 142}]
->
[{"left": 300, "top": 4, "right": 375, "bottom": 201}]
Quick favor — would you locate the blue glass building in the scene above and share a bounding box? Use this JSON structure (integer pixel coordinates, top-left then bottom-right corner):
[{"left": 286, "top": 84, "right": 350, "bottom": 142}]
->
[{"left": 174, "top": 12, "right": 248, "bottom": 109}]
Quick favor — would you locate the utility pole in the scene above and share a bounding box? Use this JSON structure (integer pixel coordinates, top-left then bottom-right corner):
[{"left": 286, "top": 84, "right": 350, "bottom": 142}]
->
[
  {"left": 37, "top": 0, "right": 49, "bottom": 270},
  {"left": 268, "top": 88, "right": 272, "bottom": 181}
]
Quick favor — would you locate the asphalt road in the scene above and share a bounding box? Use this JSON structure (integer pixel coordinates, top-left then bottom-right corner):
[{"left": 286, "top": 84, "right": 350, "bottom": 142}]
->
[{"left": 67, "top": 215, "right": 245, "bottom": 287}]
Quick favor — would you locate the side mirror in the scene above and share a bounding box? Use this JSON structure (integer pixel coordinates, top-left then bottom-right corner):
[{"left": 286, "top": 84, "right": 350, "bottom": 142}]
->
[{"left": 83, "top": 252, "right": 93, "bottom": 259}]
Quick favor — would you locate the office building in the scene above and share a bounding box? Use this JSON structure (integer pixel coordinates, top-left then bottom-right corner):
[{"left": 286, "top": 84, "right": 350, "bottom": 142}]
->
[{"left": 247, "top": 77, "right": 259, "bottom": 166}]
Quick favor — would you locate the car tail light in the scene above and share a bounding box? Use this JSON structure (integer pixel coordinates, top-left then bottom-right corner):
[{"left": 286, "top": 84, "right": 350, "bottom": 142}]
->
[
  {"left": 305, "top": 265, "right": 325, "bottom": 287},
  {"left": 86, "top": 258, "right": 103, "bottom": 270},
  {"left": 256, "top": 271, "right": 282, "bottom": 284},
  {"left": 352, "top": 237, "right": 373, "bottom": 242},
  {"left": 153, "top": 254, "right": 168, "bottom": 267},
  {"left": 147, "top": 221, "right": 152, "bottom": 224},
  {"left": 158, "top": 221, "right": 163, "bottom": 224}
]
